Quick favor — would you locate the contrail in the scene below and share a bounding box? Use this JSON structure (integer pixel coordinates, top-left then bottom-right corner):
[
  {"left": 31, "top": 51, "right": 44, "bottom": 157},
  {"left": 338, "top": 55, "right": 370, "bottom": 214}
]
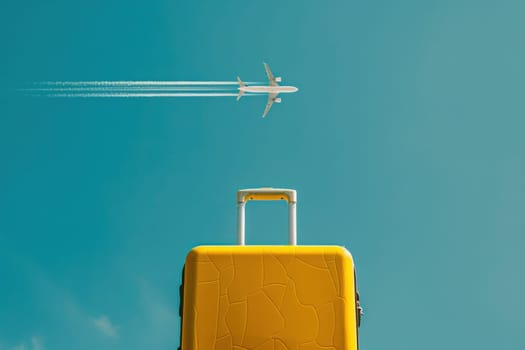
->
[
  {"left": 33, "top": 81, "right": 257, "bottom": 86},
  {"left": 26, "top": 80, "right": 260, "bottom": 98},
  {"left": 23, "top": 86, "right": 235, "bottom": 92},
  {"left": 41, "top": 92, "right": 243, "bottom": 98}
]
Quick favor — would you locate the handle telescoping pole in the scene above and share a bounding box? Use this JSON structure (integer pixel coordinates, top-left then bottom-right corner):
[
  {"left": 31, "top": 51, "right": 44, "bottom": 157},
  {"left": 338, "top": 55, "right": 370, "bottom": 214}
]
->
[{"left": 237, "top": 188, "right": 297, "bottom": 246}]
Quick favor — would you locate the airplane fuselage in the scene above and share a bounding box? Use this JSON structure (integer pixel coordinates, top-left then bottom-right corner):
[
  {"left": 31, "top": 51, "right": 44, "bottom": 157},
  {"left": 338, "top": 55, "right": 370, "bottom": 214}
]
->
[
  {"left": 236, "top": 63, "right": 298, "bottom": 117},
  {"left": 239, "top": 85, "right": 298, "bottom": 94}
]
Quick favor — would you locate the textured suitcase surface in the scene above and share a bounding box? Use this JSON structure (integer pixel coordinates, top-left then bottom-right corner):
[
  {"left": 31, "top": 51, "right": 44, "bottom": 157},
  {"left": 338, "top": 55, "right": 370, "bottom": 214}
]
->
[
  {"left": 181, "top": 245, "right": 359, "bottom": 350},
  {"left": 180, "top": 188, "right": 360, "bottom": 350}
]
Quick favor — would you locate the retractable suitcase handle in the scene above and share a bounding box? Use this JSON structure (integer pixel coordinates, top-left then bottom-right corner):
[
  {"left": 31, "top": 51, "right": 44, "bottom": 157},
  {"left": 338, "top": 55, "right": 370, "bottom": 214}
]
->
[{"left": 237, "top": 188, "right": 297, "bottom": 245}]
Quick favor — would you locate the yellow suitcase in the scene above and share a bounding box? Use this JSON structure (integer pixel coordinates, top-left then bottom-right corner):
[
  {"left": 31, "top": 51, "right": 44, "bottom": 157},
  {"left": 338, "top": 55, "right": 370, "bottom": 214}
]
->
[{"left": 180, "top": 188, "right": 362, "bottom": 350}]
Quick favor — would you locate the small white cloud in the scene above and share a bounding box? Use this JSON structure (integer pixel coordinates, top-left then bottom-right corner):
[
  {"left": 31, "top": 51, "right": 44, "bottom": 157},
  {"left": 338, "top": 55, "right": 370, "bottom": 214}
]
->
[
  {"left": 93, "top": 315, "right": 119, "bottom": 338},
  {"left": 6, "top": 336, "right": 42, "bottom": 350},
  {"left": 30, "top": 337, "right": 43, "bottom": 350}
]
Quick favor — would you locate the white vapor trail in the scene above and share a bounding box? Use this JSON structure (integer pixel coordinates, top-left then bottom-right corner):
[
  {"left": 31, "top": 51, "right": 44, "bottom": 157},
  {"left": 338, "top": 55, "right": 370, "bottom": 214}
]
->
[
  {"left": 34, "top": 81, "right": 256, "bottom": 86},
  {"left": 24, "top": 86, "right": 235, "bottom": 92},
  {"left": 27, "top": 80, "right": 260, "bottom": 98},
  {"left": 43, "top": 93, "right": 242, "bottom": 98}
]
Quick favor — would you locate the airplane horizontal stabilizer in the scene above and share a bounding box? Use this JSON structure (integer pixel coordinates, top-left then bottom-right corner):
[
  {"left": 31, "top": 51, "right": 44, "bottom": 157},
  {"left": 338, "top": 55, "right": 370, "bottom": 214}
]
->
[
  {"left": 237, "top": 90, "right": 244, "bottom": 101},
  {"left": 237, "top": 76, "right": 245, "bottom": 101},
  {"left": 237, "top": 76, "right": 245, "bottom": 87}
]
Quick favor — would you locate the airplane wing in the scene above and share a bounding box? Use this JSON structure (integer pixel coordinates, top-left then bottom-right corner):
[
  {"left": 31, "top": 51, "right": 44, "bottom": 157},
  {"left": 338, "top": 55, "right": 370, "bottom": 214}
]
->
[
  {"left": 264, "top": 63, "right": 278, "bottom": 86},
  {"left": 262, "top": 93, "right": 278, "bottom": 118}
]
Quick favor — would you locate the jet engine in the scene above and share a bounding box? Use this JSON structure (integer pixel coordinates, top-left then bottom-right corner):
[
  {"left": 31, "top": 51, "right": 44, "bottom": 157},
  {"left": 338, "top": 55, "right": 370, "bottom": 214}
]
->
[
  {"left": 274, "top": 98, "right": 282, "bottom": 103},
  {"left": 275, "top": 77, "right": 282, "bottom": 82}
]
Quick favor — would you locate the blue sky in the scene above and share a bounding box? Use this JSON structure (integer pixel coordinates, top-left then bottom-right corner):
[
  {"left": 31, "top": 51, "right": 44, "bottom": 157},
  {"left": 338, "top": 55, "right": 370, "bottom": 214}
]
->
[{"left": 1, "top": 0, "right": 524, "bottom": 349}]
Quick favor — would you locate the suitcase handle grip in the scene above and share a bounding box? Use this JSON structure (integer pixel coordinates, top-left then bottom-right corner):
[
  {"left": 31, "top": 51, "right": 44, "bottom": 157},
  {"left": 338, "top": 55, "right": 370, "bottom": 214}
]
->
[{"left": 237, "top": 188, "right": 297, "bottom": 245}]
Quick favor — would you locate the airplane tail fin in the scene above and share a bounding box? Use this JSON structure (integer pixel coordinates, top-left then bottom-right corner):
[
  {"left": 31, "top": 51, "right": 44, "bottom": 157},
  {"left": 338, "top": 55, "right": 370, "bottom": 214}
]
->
[{"left": 236, "top": 76, "right": 245, "bottom": 101}]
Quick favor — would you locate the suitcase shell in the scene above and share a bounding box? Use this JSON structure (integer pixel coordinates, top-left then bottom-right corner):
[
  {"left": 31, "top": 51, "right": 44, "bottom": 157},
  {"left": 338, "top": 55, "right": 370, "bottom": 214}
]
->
[
  {"left": 181, "top": 245, "right": 359, "bottom": 350},
  {"left": 180, "top": 188, "right": 361, "bottom": 350}
]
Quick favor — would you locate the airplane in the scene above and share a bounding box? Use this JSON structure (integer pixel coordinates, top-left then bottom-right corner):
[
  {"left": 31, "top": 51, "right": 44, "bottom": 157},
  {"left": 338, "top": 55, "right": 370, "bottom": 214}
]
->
[{"left": 237, "top": 63, "right": 299, "bottom": 118}]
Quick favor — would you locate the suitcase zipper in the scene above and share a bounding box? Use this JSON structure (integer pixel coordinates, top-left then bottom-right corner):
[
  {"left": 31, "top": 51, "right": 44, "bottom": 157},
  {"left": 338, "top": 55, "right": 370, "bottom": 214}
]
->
[{"left": 354, "top": 270, "right": 364, "bottom": 349}]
